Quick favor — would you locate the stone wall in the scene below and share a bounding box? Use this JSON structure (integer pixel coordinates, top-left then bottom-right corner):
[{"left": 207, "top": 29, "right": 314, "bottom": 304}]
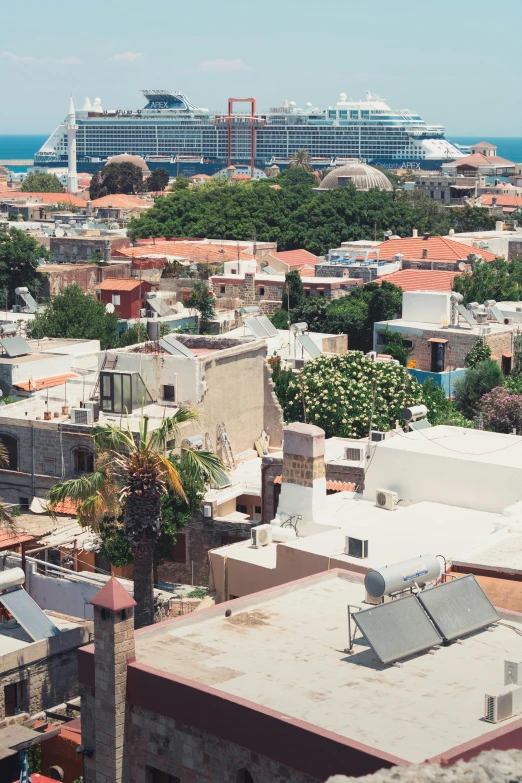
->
[
  {"left": 41, "top": 261, "right": 132, "bottom": 298},
  {"left": 282, "top": 452, "right": 325, "bottom": 488},
  {"left": 129, "top": 704, "right": 320, "bottom": 783},
  {"left": 0, "top": 418, "right": 95, "bottom": 505},
  {"left": 157, "top": 513, "right": 253, "bottom": 587},
  {"left": 49, "top": 236, "right": 130, "bottom": 264},
  {"left": 0, "top": 624, "right": 92, "bottom": 721}
]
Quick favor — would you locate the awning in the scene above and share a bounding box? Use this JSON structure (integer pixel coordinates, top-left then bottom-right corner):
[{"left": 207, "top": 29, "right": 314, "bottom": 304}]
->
[
  {"left": 503, "top": 352, "right": 514, "bottom": 358},
  {"left": 315, "top": 286, "right": 326, "bottom": 291},
  {"left": 273, "top": 475, "right": 355, "bottom": 492},
  {"left": 14, "top": 373, "right": 77, "bottom": 392},
  {"left": 427, "top": 338, "right": 448, "bottom": 344}
]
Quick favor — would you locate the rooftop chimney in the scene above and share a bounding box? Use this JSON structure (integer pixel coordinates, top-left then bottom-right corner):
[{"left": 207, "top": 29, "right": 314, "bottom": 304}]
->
[
  {"left": 422, "top": 248, "right": 428, "bottom": 259},
  {"left": 276, "top": 422, "right": 326, "bottom": 526},
  {"left": 496, "top": 220, "right": 503, "bottom": 232},
  {"left": 103, "top": 238, "right": 111, "bottom": 264},
  {"left": 449, "top": 228, "right": 455, "bottom": 236},
  {"left": 412, "top": 228, "right": 418, "bottom": 238},
  {"left": 492, "top": 197, "right": 497, "bottom": 206},
  {"left": 423, "top": 232, "right": 430, "bottom": 240}
]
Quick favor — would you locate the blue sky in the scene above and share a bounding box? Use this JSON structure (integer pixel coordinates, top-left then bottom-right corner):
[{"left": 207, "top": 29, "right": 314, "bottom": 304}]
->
[{"left": 1, "top": 0, "right": 521, "bottom": 135}]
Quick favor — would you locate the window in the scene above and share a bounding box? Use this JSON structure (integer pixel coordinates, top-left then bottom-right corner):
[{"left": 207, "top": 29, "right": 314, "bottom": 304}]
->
[
  {"left": 0, "top": 434, "right": 18, "bottom": 470},
  {"left": 149, "top": 769, "right": 180, "bottom": 783},
  {"left": 162, "top": 385, "right": 175, "bottom": 401},
  {"left": 236, "top": 770, "right": 255, "bottom": 783},
  {"left": 502, "top": 354, "right": 513, "bottom": 376},
  {"left": 254, "top": 505, "right": 262, "bottom": 515},
  {"left": 236, "top": 504, "right": 248, "bottom": 514},
  {"left": 74, "top": 448, "right": 94, "bottom": 473},
  {"left": 112, "top": 294, "right": 121, "bottom": 305},
  {"left": 4, "top": 682, "right": 24, "bottom": 717},
  {"left": 220, "top": 286, "right": 226, "bottom": 294},
  {"left": 376, "top": 332, "right": 386, "bottom": 346},
  {"left": 430, "top": 341, "right": 446, "bottom": 373},
  {"left": 258, "top": 287, "right": 265, "bottom": 296}
]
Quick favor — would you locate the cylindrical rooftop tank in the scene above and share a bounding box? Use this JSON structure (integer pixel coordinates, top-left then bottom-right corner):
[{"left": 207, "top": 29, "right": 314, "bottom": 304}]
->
[
  {"left": 0, "top": 567, "right": 25, "bottom": 591},
  {"left": 364, "top": 554, "right": 440, "bottom": 599},
  {"left": 402, "top": 404, "right": 428, "bottom": 423},
  {"left": 15, "top": 287, "right": 29, "bottom": 295}
]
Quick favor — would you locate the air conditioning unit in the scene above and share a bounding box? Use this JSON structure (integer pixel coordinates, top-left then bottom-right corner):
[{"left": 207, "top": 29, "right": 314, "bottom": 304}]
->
[
  {"left": 485, "top": 687, "right": 522, "bottom": 723},
  {"left": 375, "top": 488, "right": 398, "bottom": 511},
  {"left": 70, "top": 407, "right": 94, "bottom": 426},
  {"left": 345, "top": 536, "right": 368, "bottom": 559},
  {"left": 370, "top": 430, "right": 386, "bottom": 442},
  {"left": 344, "top": 446, "right": 364, "bottom": 462},
  {"left": 251, "top": 524, "right": 273, "bottom": 548},
  {"left": 505, "top": 660, "right": 522, "bottom": 686},
  {"left": 139, "top": 308, "right": 147, "bottom": 318},
  {"left": 81, "top": 401, "right": 99, "bottom": 421}
]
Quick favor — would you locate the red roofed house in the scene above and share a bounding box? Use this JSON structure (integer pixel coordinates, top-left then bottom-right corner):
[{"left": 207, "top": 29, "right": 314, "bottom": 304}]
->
[
  {"left": 377, "top": 269, "right": 461, "bottom": 293},
  {"left": 373, "top": 232, "right": 497, "bottom": 271},
  {"left": 258, "top": 248, "right": 318, "bottom": 276},
  {"left": 96, "top": 278, "right": 153, "bottom": 319},
  {"left": 442, "top": 142, "right": 515, "bottom": 177},
  {"left": 476, "top": 193, "right": 522, "bottom": 214}
]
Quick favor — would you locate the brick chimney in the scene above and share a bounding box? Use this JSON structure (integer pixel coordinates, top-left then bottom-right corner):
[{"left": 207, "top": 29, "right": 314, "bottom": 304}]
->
[
  {"left": 89, "top": 577, "right": 137, "bottom": 783},
  {"left": 276, "top": 422, "right": 326, "bottom": 526},
  {"left": 242, "top": 272, "right": 256, "bottom": 306}
]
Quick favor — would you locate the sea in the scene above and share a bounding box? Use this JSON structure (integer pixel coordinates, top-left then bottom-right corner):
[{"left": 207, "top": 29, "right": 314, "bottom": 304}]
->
[{"left": 0, "top": 134, "right": 521, "bottom": 172}]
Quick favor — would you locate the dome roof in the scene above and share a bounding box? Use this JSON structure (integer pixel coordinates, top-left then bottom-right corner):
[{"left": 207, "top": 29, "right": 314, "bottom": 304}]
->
[
  {"left": 318, "top": 163, "right": 393, "bottom": 192},
  {"left": 106, "top": 154, "right": 150, "bottom": 172}
]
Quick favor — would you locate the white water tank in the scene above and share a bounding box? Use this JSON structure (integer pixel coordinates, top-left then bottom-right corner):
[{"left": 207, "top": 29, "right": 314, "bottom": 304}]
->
[
  {"left": 364, "top": 554, "right": 440, "bottom": 599},
  {"left": 0, "top": 567, "right": 25, "bottom": 591}
]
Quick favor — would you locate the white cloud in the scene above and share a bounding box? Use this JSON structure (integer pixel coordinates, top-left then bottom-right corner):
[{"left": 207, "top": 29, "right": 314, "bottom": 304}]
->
[
  {"left": 1, "top": 51, "right": 80, "bottom": 65},
  {"left": 196, "top": 58, "right": 252, "bottom": 73},
  {"left": 108, "top": 51, "right": 143, "bottom": 63}
]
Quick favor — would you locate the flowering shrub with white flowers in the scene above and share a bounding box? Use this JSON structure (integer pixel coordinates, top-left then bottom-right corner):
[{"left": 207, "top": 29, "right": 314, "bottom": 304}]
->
[{"left": 281, "top": 353, "right": 423, "bottom": 438}]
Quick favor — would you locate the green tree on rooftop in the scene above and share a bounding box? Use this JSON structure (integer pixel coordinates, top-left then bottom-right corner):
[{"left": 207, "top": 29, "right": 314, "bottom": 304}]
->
[{"left": 20, "top": 172, "right": 64, "bottom": 193}]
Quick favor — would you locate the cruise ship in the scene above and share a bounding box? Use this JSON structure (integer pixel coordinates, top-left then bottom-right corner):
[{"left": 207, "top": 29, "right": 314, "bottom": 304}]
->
[{"left": 35, "top": 89, "right": 464, "bottom": 176}]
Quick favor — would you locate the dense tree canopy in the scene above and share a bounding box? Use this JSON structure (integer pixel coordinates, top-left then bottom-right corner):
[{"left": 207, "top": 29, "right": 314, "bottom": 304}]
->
[
  {"left": 129, "top": 172, "right": 496, "bottom": 255},
  {"left": 146, "top": 168, "right": 170, "bottom": 192},
  {"left": 20, "top": 172, "right": 64, "bottom": 193},
  {"left": 0, "top": 228, "right": 47, "bottom": 305},
  {"left": 28, "top": 284, "right": 119, "bottom": 349},
  {"left": 90, "top": 162, "right": 144, "bottom": 198},
  {"left": 454, "top": 258, "right": 522, "bottom": 305},
  {"left": 453, "top": 359, "right": 504, "bottom": 420}
]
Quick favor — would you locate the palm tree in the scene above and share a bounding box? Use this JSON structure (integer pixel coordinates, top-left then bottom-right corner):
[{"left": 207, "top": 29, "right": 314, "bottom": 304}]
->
[
  {"left": 289, "top": 149, "right": 313, "bottom": 172},
  {"left": 47, "top": 409, "right": 226, "bottom": 628}
]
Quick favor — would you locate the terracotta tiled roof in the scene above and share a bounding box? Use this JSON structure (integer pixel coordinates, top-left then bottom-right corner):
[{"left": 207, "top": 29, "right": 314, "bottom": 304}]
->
[
  {"left": 452, "top": 152, "right": 515, "bottom": 169},
  {"left": 273, "top": 475, "right": 355, "bottom": 492},
  {"left": 373, "top": 236, "right": 497, "bottom": 262},
  {"left": 0, "top": 528, "right": 34, "bottom": 549},
  {"left": 91, "top": 575, "right": 137, "bottom": 611},
  {"left": 190, "top": 174, "right": 211, "bottom": 180},
  {"left": 52, "top": 498, "right": 79, "bottom": 515},
  {"left": 114, "top": 241, "right": 254, "bottom": 264},
  {"left": 13, "top": 373, "right": 77, "bottom": 392},
  {"left": 270, "top": 184, "right": 282, "bottom": 190},
  {"left": 472, "top": 141, "right": 496, "bottom": 149},
  {"left": 91, "top": 194, "right": 152, "bottom": 209},
  {"left": 377, "top": 269, "right": 461, "bottom": 292},
  {"left": 96, "top": 278, "right": 147, "bottom": 291},
  {"left": 477, "top": 194, "right": 522, "bottom": 209},
  {"left": 0, "top": 191, "right": 86, "bottom": 206},
  {"left": 270, "top": 249, "right": 318, "bottom": 268},
  {"left": 299, "top": 266, "right": 316, "bottom": 277}
]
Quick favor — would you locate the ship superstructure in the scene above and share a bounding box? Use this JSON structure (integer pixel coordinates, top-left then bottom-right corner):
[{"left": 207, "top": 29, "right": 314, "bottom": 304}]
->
[{"left": 35, "top": 89, "right": 464, "bottom": 175}]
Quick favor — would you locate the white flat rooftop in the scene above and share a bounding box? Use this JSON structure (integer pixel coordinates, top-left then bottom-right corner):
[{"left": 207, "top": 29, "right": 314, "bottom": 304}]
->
[
  {"left": 135, "top": 571, "right": 522, "bottom": 763},
  {"left": 375, "top": 317, "right": 512, "bottom": 337},
  {"left": 454, "top": 530, "right": 522, "bottom": 576}
]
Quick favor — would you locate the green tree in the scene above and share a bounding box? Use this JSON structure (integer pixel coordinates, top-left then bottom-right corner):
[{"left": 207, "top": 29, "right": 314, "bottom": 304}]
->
[
  {"left": 119, "top": 321, "right": 171, "bottom": 346},
  {"left": 464, "top": 339, "right": 492, "bottom": 368},
  {"left": 453, "top": 258, "right": 522, "bottom": 305},
  {"left": 170, "top": 174, "right": 190, "bottom": 191},
  {"left": 0, "top": 227, "right": 47, "bottom": 306},
  {"left": 513, "top": 332, "right": 522, "bottom": 376},
  {"left": 89, "top": 162, "right": 144, "bottom": 198},
  {"left": 284, "top": 270, "right": 304, "bottom": 310},
  {"left": 146, "top": 168, "right": 170, "bottom": 192},
  {"left": 453, "top": 360, "right": 504, "bottom": 420},
  {"left": 186, "top": 281, "right": 216, "bottom": 333},
  {"left": 380, "top": 329, "right": 412, "bottom": 366},
  {"left": 27, "top": 284, "right": 119, "bottom": 349},
  {"left": 290, "top": 297, "right": 330, "bottom": 332},
  {"left": 47, "top": 412, "right": 225, "bottom": 628},
  {"left": 271, "top": 309, "right": 289, "bottom": 329},
  {"left": 289, "top": 149, "right": 313, "bottom": 172},
  {"left": 268, "top": 355, "right": 297, "bottom": 414},
  {"left": 20, "top": 172, "right": 63, "bottom": 193},
  {"left": 420, "top": 379, "right": 471, "bottom": 427},
  {"left": 324, "top": 281, "right": 403, "bottom": 352}
]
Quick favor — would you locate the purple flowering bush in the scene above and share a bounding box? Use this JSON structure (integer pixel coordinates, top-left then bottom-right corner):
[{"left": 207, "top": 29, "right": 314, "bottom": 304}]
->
[{"left": 478, "top": 387, "right": 522, "bottom": 434}]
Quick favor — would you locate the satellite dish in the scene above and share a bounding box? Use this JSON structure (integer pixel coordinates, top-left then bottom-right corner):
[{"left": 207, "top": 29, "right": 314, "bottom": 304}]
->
[
  {"left": 54, "top": 227, "right": 65, "bottom": 237},
  {"left": 174, "top": 302, "right": 184, "bottom": 313},
  {"left": 105, "top": 303, "right": 115, "bottom": 314},
  {"left": 458, "top": 261, "right": 467, "bottom": 271}
]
